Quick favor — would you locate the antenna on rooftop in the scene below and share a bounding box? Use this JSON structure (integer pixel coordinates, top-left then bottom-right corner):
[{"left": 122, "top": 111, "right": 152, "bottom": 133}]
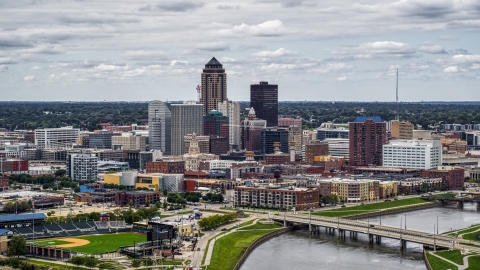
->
[
  {"left": 196, "top": 85, "right": 201, "bottom": 104},
  {"left": 395, "top": 68, "right": 399, "bottom": 121}
]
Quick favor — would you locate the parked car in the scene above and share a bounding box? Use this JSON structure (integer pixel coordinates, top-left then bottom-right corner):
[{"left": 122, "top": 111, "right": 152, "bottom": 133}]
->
[{"left": 221, "top": 228, "right": 227, "bottom": 231}]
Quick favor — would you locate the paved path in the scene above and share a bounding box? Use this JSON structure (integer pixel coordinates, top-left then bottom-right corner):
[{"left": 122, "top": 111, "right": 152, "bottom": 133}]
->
[{"left": 428, "top": 251, "right": 474, "bottom": 270}]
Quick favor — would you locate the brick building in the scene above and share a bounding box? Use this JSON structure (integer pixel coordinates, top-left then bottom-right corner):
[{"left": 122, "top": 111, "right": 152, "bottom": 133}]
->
[
  {"left": 233, "top": 185, "right": 319, "bottom": 210},
  {"left": 146, "top": 161, "right": 185, "bottom": 174},
  {"left": 349, "top": 116, "right": 386, "bottom": 166},
  {"left": 422, "top": 166, "right": 465, "bottom": 190},
  {"left": 304, "top": 142, "right": 329, "bottom": 165},
  {"left": 0, "top": 159, "right": 28, "bottom": 172},
  {"left": 115, "top": 191, "right": 161, "bottom": 207}
]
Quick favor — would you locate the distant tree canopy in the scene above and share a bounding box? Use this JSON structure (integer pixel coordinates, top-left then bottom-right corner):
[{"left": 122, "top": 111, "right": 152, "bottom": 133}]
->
[{"left": 1, "top": 101, "right": 480, "bottom": 131}]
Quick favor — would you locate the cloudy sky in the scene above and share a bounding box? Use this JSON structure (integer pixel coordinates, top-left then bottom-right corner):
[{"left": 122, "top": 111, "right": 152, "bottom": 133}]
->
[{"left": 1, "top": 0, "right": 479, "bottom": 102}]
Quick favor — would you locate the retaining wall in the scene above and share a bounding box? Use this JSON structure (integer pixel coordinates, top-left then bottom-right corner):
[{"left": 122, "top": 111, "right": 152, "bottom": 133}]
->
[
  {"left": 423, "top": 248, "right": 434, "bottom": 270},
  {"left": 232, "top": 227, "right": 293, "bottom": 270}
]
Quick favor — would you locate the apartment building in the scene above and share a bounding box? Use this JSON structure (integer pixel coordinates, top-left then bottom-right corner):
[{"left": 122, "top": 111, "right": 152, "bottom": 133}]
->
[
  {"left": 35, "top": 126, "right": 80, "bottom": 148},
  {"left": 66, "top": 153, "right": 98, "bottom": 181}
]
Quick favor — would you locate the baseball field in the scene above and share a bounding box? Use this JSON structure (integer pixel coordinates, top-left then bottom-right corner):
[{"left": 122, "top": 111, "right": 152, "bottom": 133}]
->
[{"left": 31, "top": 232, "right": 147, "bottom": 254}]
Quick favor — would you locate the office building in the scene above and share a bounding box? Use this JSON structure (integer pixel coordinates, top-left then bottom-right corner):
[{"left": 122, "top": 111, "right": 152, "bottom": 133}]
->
[
  {"left": 242, "top": 108, "right": 266, "bottom": 152},
  {"left": 35, "top": 126, "right": 80, "bottom": 148},
  {"left": 112, "top": 133, "right": 147, "bottom": 151},
  {"left": 278, "top": 117, "right": 302, "bottom": 128},
  {"left": 203, "top": 110, "right": 229, "bottom": 138},
  {"left": 383, "top": 140, "right": 442, "bottom": 169},
  {"left": 88, "top": 131, "right": 115, "bottom": 149},
  {"left": 261, "top": 128, "right": 288, "bottom": 154},
  {"left": 349, "top": 116, "right": 386, "bottom": 166},
  {"left": 66, "top": 153, "right": 98, "bottom": 181},
  {"left": 316, "top": 128, "right": 349, "bottom": 141},
  {"left": 115, "top": 191, "right": 161, "bottom": 207},
  {"left": 184, "top": 134, "right": 210, "bottom": 154},
  {"left": 146, "top": 161, "right": 185, "bottom": 174},
  {"left": 323, "top": 138, "right": 350, "bottom": 161},
  {"left": 250, "top": 81, "right": 278, "bottom": 127},
  {"left": 304, "top": 142, "right": 329, "bottom": 165},
  {"left": 148, "top": 101, "right": 171, "bottom": 154},
  {"left": 218, "top": 100, "right": 241, "bottom": 149},
  {"left": 390, "top": 121, "right": 414, "bottom": 139},
  {"left": 171, "top": 101, "right": 204, "bottom": 155},
  {"left": 209, "top": 136, "right": 229, "bottom": 155},
  {"left": 200, "top": 57, "right": 227, "bottom": 115},
  {"left": 122, "top": 150, "right": 153, "bottom": 171}
]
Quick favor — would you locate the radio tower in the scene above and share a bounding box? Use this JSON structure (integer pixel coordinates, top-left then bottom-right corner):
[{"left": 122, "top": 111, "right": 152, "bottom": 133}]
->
[
  {"left": 196, "top": 85, "right": 201, "bottom": 104},
  {"left": 395, "top": 68, "right": 399, "bottom": 121}
]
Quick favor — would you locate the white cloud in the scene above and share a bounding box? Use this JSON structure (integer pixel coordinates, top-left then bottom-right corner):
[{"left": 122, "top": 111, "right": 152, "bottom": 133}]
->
[
  {"left": 0, "top": 65, "right": 8, "bottom": 72},
  {"left": 23, "top": 75, "right": 35, "bottom": 81},
  {"left": 122, "top": 50, "right": 169, "bottom": 61},
  {"left": 337, "top": 76, "right": 347, "bottom": 81},
  {"left": 196, "top": 42, "right": 230, "bottom": 51},
  {"left": 310, "top": 63, "right": 354, "bottom": 74},
  {"left": 444, "top": 66, "right": 459, "bottom": 73},
  {"left": 440, "top": 35, "right": 457, "bottom": 41},
  {"left": 217, "top": 20, "right": 292, "bottom": 37},
  {"left": 94, "top": 64, "right": 128, "bottom": 71},
  {"left": 29, "top": 65, "right": 43, "bottom": 70},
  {"left": 419, "top": 45, "right": 446, "bottom": 54},
  {"left": 252, "top": 48, "right": 298, "bottom": 58},
  {"left": 451, "top": 54, "right": 480, "bottom": 64},
  {"left": 332, "top": 41, "right": 418, "bottom": 59}
]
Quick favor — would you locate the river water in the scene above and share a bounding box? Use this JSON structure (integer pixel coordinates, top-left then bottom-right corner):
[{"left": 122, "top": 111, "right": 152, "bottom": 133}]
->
[{"left": 241, "top": 203, "right": 480, "bottom": 270}]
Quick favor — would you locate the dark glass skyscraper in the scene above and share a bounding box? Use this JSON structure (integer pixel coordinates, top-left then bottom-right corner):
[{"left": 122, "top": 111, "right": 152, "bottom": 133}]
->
[{"left": 250, "top": 81, "right": 278, "bottom": 127}]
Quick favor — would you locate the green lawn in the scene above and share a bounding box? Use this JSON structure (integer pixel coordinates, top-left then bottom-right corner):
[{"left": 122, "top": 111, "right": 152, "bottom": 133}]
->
[
  {"left": 430, "top": 193, "right": 457, "bottom": 198},
  {"left": 462, "top": 231, "right": 480, "bottom": 242},
  {"left": 435, "top": 250, "right": 466, "bottom": 265},
  {"left": 27, "top": 259, "right": 88, "bottom": 270},
  {"left": 426, "top": 253, "right": 459, "bottom": 270},
  {"left": 208, "top": 229, "right": 281, "bottom": 270},
  {"left": 34, "top": 233, "right": 147, "bottom": 254},
  {"left": 466, "top": 256, "right": 480, "bottom": 270},
  {"left": 447, "top": 225, "right": 480, "bottom": 236},
  {"left": 312, "top": 198, "right": 429, "bottom": 218},
  {"left": 241, "top": 222, "right": 282, "bottom": 230}
]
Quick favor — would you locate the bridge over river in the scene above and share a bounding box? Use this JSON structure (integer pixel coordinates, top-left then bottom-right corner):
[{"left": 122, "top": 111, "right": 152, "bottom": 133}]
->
[
  {"left": 272, "top": 213, "right": 456, "bottom": 251},
  {"left": 422, "top": 196, "right": 480, "bottom": 209}
]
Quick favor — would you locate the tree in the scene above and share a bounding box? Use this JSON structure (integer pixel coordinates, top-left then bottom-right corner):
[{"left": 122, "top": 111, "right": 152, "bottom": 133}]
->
[
  {"left": 7, "top": 235, "right": 28, "bottom": 258},
  {"left": 162, "top": 189, "right": 168, "bottom": 196},
  {"left": 162, "top": 200, "right": 168, "bottom": 209},
  {"left": 131, "top": 260, "right": 142, "bottom": 268},
  {"left": 55, "top": 169, "right": 66, "bottom": 178},
  {"left": 71, "top": 256, "right": 86, "bottom": 266},
  {"left": 85, "top": 257, "right": 98, "bottom": 268}
]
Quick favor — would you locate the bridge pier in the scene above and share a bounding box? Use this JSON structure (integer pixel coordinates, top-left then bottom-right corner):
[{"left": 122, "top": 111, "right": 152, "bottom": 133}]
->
[
  {"left": 400, "top": 239, "right": 406, "bottom": 250},
  {"left": 368, "top": 234, "right": 374, "bottom": 244},
  {"left": 457, "top": 201, "right": 464, "bottom": 209},
  {"left": 375, "top": 235, "right": 381, "bottom": 244},
  {"left": 477, "top": 202, "right": 480, "bottom": 211}
]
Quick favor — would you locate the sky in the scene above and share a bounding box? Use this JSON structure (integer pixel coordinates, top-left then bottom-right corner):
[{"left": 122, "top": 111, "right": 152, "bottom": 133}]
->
[{"left": 0, "top": 0, "right": 479, "bottom": 102}]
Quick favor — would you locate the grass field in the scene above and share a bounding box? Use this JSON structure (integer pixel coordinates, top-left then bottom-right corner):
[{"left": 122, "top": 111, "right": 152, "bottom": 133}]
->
[
  {"left": 446, "top": 224, "right": 480, "bottom": 236},
  {"left": 435, "top": 250, "right": 466, "bottom": 265},
  {"left": 426, "top": 253, "right": 459, "bottom": 270},
  {"left": 34, "top": 233, "right": 146, "bottom": 254},
  {"left": 311, "top": 198, "right": 429, "bottom": 218}
]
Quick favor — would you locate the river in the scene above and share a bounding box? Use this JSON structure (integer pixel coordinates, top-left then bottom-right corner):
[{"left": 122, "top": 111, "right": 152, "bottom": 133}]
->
[{"left": 240, "top": 203, "right": 480, "bottom": 270}]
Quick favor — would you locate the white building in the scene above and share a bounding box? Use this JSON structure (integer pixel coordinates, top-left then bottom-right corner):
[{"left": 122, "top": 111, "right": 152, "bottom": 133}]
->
[
  {"left": 383, "top": 140, "right": 442, "bottom": 169},
  {"left": 66, "top": 153, "right": 98, "bottom": 181},
  {"left": 35, "top": 126, "right": 80, "bottom": 149},
  {"left": 323, "top": 138, "right": 349, "bottom": 161}
]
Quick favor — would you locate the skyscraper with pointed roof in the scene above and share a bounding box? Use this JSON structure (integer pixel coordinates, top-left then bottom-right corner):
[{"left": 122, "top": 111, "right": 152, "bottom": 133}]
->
[{"left": 200, "top": 57, "right": 227, "bottom": 115}]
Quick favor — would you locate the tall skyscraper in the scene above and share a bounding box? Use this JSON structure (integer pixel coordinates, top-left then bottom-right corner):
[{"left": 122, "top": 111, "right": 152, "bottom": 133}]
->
[
  {"left": 148, "top": 101, "right": 171, "bottom": 154},
  {"left": 242, "top": 108, "right": 266, "bottom": 152},
  {"left": 218, "top": 100, "right": 241, "bottom": 150},
  {"left": 171, "top": 101, "right": 204, "bottom": 155},
  {"left": 349, "top": 116, "right": 386, "bottom": 166},
  {"left": 250, "top": 81, "right": 278, "bottom": 127},
  {"left": 200, "top": 57, "right": 227, "bottom": 115}
]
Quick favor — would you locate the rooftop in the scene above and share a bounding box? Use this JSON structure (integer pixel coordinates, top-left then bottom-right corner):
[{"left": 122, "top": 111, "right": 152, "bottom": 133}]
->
[
  {"left": 352, "top": 116, "right": 383, "bottom": 123},
  {"left": 205, "top": 57, "right": 222, "bottom": 67}
]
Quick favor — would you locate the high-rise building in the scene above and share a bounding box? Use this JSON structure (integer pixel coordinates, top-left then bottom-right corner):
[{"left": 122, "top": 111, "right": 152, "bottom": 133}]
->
[
  {"left": 349, "top": 116, "right": 386, "bottom": 166},
  {"left": 383, "top": 140, "right": 442, "bottom": 169},
  {"left": 218, "top": 100, "right": 241, "bottom": 149},
  {"left": 250, "top": 81, "right": 278, "bottom": 127},
  {"left": 390, "top": 121, "right": 414, "bottom": 139},
  {"left": 171, "top": 101, "right": 204, "bottom": 155},
  {"left": 35, "top": 126, "right": 80, "bottom": 149},
  {"left": 203, "top": 110, "right": 229, "bottom": 138},
  {"left": 200, "top": 57, "right": 227, "bottom": 115},
  {"left": 112, "top": 133, "right": 147, "bottom": 151},
  {"left": 88, "top": 131, "right": 115, "bottom": 149},
  {"left": 242, "top": 108, "right": 266, "bottom": 152},
  {"left": 304, "top": 142, "right": 329, "bottom": 165},
  {"left": 148, "top": 101, "right": 171, "bottom": 154},
  {"left": 261, "top": 128, "right": 289, "bottom": 154},
  {"left": 66, "top": 153, "right": 98, "bottom": 181}
]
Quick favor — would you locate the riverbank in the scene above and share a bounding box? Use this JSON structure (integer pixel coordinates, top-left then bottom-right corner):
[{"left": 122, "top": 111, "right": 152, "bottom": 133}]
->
[
  {"left": 202, "top": 220, "right": 288, "bottom": 270},
  {"left": 424, "top": 248, "right": 480, "bottom": 270}
]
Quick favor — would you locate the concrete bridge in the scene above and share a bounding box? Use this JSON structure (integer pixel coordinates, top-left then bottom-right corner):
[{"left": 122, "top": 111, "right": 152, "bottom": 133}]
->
[
  {"left": 272, "top": 213, "right": 455, "bottom": 251},
  {"left": 422, "top": 196, "right": 480, "bottom": 209}
]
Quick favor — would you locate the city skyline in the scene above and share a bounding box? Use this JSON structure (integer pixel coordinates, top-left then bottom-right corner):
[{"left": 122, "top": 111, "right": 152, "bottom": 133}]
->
[{"left": 1, "top": 1, "right": 480, "bottom": 101}]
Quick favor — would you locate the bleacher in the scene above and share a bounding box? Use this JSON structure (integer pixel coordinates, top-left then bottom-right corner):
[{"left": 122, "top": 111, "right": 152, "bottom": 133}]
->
[{"left": 0, "top": 212, "right": 129, "bottom": 239}]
